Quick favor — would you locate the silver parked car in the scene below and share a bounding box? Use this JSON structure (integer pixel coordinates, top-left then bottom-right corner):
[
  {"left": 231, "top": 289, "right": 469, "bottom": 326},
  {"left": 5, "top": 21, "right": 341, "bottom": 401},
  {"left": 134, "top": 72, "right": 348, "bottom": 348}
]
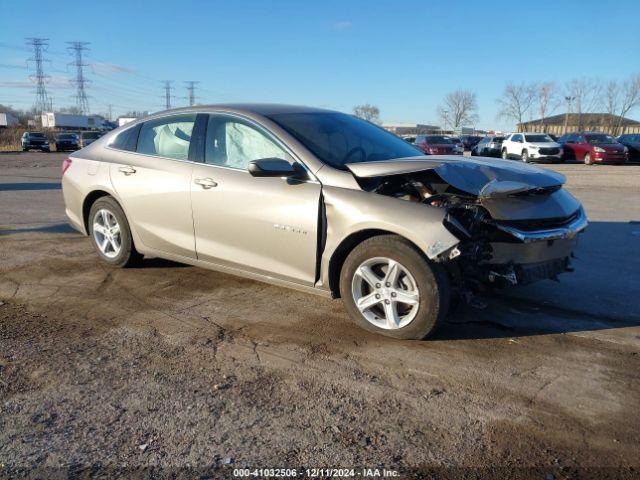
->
[{"left": 61, "top": 104, "right": 587, "bottom": 339}]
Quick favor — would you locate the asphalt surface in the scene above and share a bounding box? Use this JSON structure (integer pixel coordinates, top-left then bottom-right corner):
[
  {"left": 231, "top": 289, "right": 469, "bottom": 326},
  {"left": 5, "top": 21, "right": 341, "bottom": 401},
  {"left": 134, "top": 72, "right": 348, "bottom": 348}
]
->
[{"left": 1, "top": 152, "right": 639, "bottom": 479}]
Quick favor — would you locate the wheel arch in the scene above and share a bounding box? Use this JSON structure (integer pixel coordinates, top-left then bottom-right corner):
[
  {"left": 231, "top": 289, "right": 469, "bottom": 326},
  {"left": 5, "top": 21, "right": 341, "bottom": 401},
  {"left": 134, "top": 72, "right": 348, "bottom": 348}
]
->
[
  {"left": 82, "top": 190, "right": 113, "bottom": 233},
  {"left": 327, "top": 229, "right": 426, "bottom": 298}
]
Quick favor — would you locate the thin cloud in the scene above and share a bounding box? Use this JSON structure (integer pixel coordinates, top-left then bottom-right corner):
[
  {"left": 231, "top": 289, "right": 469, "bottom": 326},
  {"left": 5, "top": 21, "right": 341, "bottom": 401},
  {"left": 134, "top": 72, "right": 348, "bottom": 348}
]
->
[
  {"left": 92, "top": 62, "right": 135, "bottom": 75},
  {"left": 0, "top": 76, "right": 73, "bottom": 89},
  {"left": 0, "top": 63, "right": 28, "bottom": 70},
  {"left": 332, "top": 21, "right": 352, "bottom": 30}
]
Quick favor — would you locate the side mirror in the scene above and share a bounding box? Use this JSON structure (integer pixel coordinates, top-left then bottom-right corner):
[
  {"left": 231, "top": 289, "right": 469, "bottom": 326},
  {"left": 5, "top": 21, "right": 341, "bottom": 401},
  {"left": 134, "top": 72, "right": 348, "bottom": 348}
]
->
[{"left": 248, "top": 158, "right": 300, "bottom": 178}]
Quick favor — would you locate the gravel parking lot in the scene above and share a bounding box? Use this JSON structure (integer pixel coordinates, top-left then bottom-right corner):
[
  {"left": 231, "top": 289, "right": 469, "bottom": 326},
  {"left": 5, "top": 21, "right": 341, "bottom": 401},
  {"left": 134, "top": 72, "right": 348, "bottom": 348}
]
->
[{"left": 1, "top": 152, "right": 639, "bottom": 478}]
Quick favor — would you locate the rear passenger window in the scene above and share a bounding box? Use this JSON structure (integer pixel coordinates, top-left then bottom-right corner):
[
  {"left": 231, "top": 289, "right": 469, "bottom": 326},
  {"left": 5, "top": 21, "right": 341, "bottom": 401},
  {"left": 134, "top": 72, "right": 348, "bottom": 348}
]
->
[
  {"left": 110, "top": 124, "right": 141, "bottom": 152},
  {"left": 137, "top": 114, "right": 196, "bottom": 160}
]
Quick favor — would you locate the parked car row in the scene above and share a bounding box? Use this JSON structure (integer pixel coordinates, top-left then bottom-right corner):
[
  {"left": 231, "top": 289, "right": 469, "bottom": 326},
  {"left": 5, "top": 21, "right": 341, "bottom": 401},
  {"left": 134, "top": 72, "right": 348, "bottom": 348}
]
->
[
  {"left": 21, "top": 130, "right": 105, "bottom": 152},
  {"left": 471, "top": 131, "right": 633, "bottom": 165}
]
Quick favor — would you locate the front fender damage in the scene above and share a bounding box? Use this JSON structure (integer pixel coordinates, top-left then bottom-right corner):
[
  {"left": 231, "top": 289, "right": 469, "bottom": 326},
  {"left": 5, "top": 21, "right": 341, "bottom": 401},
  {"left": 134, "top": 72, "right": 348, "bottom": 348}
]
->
[{"left": 345, "top": 156, "right": 587, "bottom": 293}]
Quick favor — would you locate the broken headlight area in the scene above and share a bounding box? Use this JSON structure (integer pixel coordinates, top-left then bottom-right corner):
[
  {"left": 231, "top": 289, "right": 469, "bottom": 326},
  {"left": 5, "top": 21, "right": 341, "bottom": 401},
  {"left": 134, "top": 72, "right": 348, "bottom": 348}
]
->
[{"left": 358, "top": 171, "right": 585, "bottom": 291}]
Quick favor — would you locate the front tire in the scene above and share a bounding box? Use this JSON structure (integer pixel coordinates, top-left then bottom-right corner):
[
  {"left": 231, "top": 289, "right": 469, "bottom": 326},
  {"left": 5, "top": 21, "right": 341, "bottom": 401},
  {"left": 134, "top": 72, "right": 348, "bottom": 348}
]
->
[
  {"left": 521, "top": 149, "right": 529, "bottom": 162},
  {"left": 339, "top": 235, "right": 450, "bottom": 340},
  {"left": 501, "top": 149, "right": 508, "bottom": 160},
  {"left": 88, "top": 196, "right": 142, "bottom": 267},
  {"left": 584, "top": 153, "right": 593, "bottom": 165}
]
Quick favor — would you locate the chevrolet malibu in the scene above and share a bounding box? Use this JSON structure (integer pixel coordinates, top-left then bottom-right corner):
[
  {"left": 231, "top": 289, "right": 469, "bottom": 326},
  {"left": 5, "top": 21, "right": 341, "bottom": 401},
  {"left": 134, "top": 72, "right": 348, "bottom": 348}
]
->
[{"left": 62, "top": 104, "right": 588, "bottom": 339}]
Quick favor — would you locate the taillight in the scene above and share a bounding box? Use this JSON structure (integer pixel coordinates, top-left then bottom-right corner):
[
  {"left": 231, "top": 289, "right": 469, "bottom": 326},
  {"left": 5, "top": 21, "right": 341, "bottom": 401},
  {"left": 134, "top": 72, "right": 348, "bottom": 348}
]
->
[{"left": 62, "top": 158, "right": 72, "bottom": 175}]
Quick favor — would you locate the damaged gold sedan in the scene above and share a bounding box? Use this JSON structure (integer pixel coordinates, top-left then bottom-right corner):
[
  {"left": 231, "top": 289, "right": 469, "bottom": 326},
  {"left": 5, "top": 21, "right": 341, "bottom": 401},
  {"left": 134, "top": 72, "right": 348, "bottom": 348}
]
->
[{"left": 61, "top": 105, "right": 587, "bottom": 339}]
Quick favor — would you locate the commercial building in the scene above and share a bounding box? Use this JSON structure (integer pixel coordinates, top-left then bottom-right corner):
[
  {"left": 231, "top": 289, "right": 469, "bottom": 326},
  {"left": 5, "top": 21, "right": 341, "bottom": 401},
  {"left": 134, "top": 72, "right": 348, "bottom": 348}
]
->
[{"left": 518, "top": 113, "right": 640, "bottom": 136}]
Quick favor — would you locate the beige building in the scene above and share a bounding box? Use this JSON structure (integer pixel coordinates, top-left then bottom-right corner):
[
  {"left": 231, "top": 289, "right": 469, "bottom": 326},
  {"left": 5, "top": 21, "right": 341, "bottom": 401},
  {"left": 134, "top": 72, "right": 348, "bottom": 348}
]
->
[
  {"left": 382, "top": 122, "right": 441, "bottom": 135},
  {"left": 518, "top": 113, "right": 640, "bottom": 136}
]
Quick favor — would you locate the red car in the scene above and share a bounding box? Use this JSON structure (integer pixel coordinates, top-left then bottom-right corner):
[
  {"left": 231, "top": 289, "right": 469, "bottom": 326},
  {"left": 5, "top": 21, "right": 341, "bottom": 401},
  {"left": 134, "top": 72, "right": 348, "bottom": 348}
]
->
[
  {"left": 558, "top": 132, "right": 629, "bottom": 164},
  {"left": 414, "top": 135, "right": 463, "bottom": 155}
]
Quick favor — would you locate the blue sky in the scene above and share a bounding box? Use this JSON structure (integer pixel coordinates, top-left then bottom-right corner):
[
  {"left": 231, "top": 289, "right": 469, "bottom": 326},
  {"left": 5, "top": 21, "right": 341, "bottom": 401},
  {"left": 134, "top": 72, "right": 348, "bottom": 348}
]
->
[{"left": 1, "top": 0, "right": 639, "bottom": 130}]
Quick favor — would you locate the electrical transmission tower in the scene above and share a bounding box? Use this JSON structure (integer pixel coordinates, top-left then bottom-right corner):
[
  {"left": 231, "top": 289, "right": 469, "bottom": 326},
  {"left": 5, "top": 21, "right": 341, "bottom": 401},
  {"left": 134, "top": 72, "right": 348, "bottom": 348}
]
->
[
  {"left": 162, "top": 81, "right": 174, "bottom": 109},
  {"left": 184, "top": 81, "right": 199, "bottom": 106},
  {"left": 25, "top": 37, "right": 51, "bottom": 114},
  {"left": 67, "top": 41, "right": 91, "bottom": 115}
]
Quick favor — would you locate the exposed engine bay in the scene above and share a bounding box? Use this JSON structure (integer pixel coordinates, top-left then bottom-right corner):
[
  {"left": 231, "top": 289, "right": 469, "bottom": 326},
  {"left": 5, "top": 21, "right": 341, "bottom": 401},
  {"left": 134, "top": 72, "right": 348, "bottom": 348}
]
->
[{"left": 346, "top": 157, "right": 588, "bottom": 293}]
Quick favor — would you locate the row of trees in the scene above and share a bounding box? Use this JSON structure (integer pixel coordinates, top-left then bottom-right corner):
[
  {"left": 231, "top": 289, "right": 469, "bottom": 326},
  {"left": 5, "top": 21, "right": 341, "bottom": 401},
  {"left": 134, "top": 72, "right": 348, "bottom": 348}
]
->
[
  {"left": 353, "top": 73, "right": 639, "bottom": 135},
  {"left": 497, "top": 74, "right": 640, "bottom": 134}
]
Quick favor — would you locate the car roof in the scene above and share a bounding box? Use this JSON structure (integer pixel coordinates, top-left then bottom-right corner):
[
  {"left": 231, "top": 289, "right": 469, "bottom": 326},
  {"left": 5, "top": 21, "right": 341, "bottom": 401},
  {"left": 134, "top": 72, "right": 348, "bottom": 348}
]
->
[{"left": 153, "top": 103, "right": 336, "bottom": 117}]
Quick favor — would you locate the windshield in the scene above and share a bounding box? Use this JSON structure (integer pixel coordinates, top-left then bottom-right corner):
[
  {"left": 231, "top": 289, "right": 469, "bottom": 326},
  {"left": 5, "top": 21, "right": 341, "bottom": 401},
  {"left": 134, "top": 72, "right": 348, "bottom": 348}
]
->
[
  {"left": 58, "top": 134, "right": 77, "bottom": 139},
  {"left": 266, "top": 112, "right": 422, "bottom": 169},
  {"left": 585, "top": 134, "right": 616, "bottom": 144},
  {"left": 29, "top": 133, "right": 46, "bottom": 138},
  {"left": 525, "top": 134, "right": 553, "bottom": 142},
  {"left": 82, "top": 131, "right": 101, "bottom": 139},
  {"left": 447, "top": 137, "right": 461, "bottom": 143},
  {"left": 491, "top": 137, "right": 505, "bottom": 142}
]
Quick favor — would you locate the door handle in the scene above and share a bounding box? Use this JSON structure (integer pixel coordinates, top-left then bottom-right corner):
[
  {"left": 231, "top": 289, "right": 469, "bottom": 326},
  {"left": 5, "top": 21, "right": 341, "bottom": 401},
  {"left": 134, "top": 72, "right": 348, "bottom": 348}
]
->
[
  {"left": 194, "top": 177, "right": 218, "bottom": 189},
  {"left": 118, "top": 166, "right": 136, "bottom": 175}
]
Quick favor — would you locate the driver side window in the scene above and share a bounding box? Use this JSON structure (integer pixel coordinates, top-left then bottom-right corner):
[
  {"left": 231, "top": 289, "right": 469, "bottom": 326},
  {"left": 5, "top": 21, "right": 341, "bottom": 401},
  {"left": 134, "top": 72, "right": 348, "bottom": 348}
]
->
[{"left": 205, "top": 116, "right": 286, "bottom": 170}]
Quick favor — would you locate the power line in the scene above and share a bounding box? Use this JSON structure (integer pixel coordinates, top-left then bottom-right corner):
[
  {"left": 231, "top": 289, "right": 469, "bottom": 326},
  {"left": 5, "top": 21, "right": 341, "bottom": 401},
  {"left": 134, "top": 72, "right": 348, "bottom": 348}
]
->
[
  {"left": 67, "top": 41, "right": 91, "bottom": 114},
  {"left": 184, "top": 80, "right": 199, "bottom": 106},
  {"left": 162, "top": 80, "right": 174, "bottom": 109},
  {"left": 25, "top": 37, "right": 51, "bottom": 113}
]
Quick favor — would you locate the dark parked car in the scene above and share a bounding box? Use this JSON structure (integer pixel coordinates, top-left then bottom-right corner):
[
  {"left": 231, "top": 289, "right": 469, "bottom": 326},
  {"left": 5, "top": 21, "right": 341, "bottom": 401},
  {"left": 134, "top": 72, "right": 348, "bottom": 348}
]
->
[
  {"left": 21, "top": 132, "right": 50, "bottom": 152},
  {"left": 55, "top": 132, "right": 79, "bottom": 152},
  {"left": 461, "top": 135, "right": 482, "bottom": 150},
  {"left": 617, "top": 134, "right": 640, "bottom": 161},
  {"left": 447, "top": 136, "right": 465, "bottom": 154},
  {"left": 414, "top": 135, "right": 462, "bottom": 155},
  {"left": 79, "top": 131, "right": 102, "bottom": 148},
  {"left": 471, "top": 136, "right": 505, "bottom": 157},
  {"left": 558, "top": 132, "right": 628, "bottom": 164}
]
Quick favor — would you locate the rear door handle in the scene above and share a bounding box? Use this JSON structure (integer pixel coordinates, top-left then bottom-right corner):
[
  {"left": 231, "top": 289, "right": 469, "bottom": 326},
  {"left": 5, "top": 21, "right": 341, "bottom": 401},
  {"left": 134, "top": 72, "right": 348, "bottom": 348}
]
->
[
  {"left": 194, "top": 177, "right": 218, "bottom": 189},
  {"left": 118, "top": 166, "right": 136, "bottom": 175}
]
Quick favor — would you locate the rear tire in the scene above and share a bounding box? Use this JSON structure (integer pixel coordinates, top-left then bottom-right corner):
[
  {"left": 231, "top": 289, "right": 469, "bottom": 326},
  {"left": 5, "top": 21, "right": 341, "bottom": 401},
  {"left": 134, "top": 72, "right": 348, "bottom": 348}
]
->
[
  {"left": 584, "top": 153, "right": 593, "bottom": 165},
  {"left": 88, "top": 196, "right": 142, "bottom": 268},
  {"left": 501, "top": 149, "right": 508, "bottom": 160},
  {"left": 339, "top": 235, "right": 450, "bottom": 340}
]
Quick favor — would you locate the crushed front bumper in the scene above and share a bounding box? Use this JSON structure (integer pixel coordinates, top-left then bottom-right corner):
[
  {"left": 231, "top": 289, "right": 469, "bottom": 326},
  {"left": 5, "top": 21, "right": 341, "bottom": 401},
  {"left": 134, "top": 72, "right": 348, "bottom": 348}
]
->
[
  {"left": 493, "top": 207, "right": 588, "bottom": 243},
  {"left": 481, "top": 208, "right": 587, "bottom": 285}
]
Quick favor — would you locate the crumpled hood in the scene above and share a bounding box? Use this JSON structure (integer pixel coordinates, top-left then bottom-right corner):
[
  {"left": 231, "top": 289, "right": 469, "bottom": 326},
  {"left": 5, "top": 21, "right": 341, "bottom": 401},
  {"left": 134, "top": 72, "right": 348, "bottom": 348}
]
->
[{"left": 346, "top": 155, "right": 566, "bottom": 198}]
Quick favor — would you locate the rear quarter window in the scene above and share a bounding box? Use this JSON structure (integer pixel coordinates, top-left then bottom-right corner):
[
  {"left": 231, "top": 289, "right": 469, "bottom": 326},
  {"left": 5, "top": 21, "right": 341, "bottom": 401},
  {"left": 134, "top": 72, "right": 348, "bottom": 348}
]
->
[{"left": 109, "top": 124, "right": 142, "bottom": 152}]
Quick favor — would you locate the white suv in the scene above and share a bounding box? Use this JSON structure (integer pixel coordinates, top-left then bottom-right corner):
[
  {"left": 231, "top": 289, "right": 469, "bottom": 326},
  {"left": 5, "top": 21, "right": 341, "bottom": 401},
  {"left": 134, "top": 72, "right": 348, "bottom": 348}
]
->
[{"left": 501, "top": 132, "right": 563, "bottom": 163}]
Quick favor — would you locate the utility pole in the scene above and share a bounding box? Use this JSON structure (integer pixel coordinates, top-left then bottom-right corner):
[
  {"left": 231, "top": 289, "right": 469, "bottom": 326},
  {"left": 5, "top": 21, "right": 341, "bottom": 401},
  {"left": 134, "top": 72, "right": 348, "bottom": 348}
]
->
[
  {"left": 184, "top": 81, "right": 199, "bottom": 106},
  {"left": 67, "top": 41, "right": 91, "bottom": 115},
  {"left": 162, "top": 81, "right": 174, "bottom": 110},
  {"left": 25, "top": 37, "right": 51, "bottom": 114},
  {"left": 563, "top": 96, "right": 575, "bottom": 134}
]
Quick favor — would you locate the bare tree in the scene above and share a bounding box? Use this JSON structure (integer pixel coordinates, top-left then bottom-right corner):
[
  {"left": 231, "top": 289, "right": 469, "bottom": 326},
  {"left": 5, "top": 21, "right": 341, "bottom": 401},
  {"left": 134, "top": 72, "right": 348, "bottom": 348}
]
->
[
  {"left": 565, "top": 78, "right": 601, "bottom": 130},
  {"left": 602, "top": 80, "right": 621, "bottom": 133},
  {"left": 437, "top": 90, "right": 478, "bottom": 128},
  {"left": 535, "top": 82, "right": 559, "bottom": 130},
  {"left": 353, "top": 104, "right": 381, "bottom": 124},
  {"left": 615, "top": 74, "right": 640, "bottom": 134},
  {"left": 496, "top": 82, "right": 536, "bottom": 129}
]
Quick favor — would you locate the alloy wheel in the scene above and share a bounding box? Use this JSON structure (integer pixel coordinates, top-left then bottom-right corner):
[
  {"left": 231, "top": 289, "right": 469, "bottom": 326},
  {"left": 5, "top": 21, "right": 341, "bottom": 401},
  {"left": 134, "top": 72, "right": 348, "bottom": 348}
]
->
[
  {"left": 92, "top": 209, "right": 122, "bottom": 259},
  {"left": 351, "top": 257, "right": 420, "bottom": 330}
]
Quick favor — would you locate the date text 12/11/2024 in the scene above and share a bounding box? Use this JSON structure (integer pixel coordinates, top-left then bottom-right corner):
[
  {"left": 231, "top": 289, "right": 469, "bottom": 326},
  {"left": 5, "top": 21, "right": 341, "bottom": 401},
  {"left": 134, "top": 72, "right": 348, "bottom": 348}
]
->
[{"left": 232, "top": 468, "right": 400, "bottom": 477}]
